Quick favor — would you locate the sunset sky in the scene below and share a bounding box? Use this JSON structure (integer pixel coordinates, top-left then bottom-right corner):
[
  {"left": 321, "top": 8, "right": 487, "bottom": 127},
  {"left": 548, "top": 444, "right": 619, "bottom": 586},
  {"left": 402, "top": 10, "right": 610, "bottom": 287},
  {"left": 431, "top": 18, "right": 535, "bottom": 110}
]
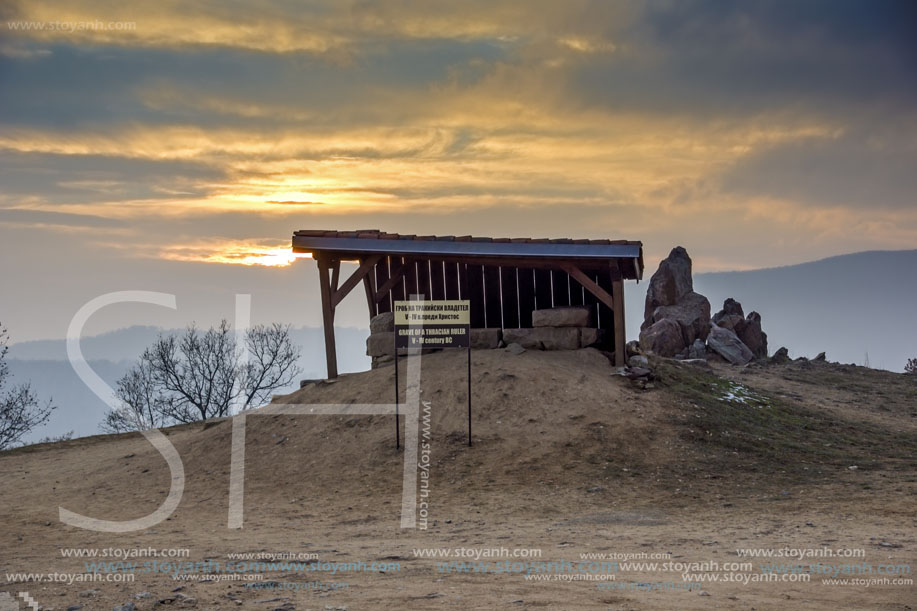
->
[{"left": 1, "top": 0, "right": 915, "bottom": 341}]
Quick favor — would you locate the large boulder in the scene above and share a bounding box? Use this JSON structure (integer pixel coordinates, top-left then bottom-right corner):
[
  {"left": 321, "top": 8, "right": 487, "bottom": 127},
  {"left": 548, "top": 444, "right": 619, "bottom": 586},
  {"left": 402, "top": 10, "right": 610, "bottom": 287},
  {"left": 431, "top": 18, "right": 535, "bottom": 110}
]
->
[
  {"left": 714, "top": 314, "right": 746, "bottom": 334},
  {"left": 470, "top": 328, "right": 502, "bottom": 349},
  {"left": 646, "top": 291, "right": 711, "bottom": 345},
  {"left": 366, "top": 332, "right": 395, "bottom": 357},
  {"left": 770, "top": 346, "right": 790, "bottom": 364},
  {"left": 532, "top": 306, "right": 592, "bottom": 327},
  {"left": 639, "top": 318, "right": 685, "bottom": 357},
  {"left": 370, "top": 311, "right": 394, "bottom": 334},
  {"left": 737, "top": 311, "right": 768, "bottom": 358},
  {"left": 714, "top": 298, "right": 744, "bottom": 319},
  {"left": 503, "top": 327, "right": 582, "bottom": 350},
  {"left": 711, "top": 298, "right": 769, "bottom": 359},
  {"left": 579, "top": 327, "right": 605, "bottom": 347},
  {"left": 371, "top": 354, "right": 395, "bottom": 369},
  {"left": 643, "top": 246, "right": 694, "bottom": 324},
  {"left": 706, "top": 324, "right": 754, "bottom": 365},
  {"left": 712, "top": 298, "right": 747, "bottom": 334}
]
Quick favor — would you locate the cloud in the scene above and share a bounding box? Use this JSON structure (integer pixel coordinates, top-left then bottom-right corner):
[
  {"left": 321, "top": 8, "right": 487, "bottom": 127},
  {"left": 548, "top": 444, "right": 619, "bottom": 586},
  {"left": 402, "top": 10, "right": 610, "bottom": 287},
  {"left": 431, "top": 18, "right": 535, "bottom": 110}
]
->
[
  {"left": 0, "top": 150, "right": 226, "bottom": 205},
  {"left": 566, "top": 0, "right": 917, "bottom": 117},
  {"left": 0, "top": 44, "right": 52, "bottom": 58},
  {"left": 102, "top": 238, "right": 313, "bottom": 267},
  {"left": 0, "top": 0, "right": 914, "bottom": 278},
  {"left": 265, "top": 200, "right": 325, "bottom": 206},
  {"left": 0, "top": 207, "right": 126, "bottom": 227},
  {"left": 3, "top": 0, "right": 629, "bottom": 55},
  {"left": 719, "top": 120, "right": 917, "bottom": 210}
]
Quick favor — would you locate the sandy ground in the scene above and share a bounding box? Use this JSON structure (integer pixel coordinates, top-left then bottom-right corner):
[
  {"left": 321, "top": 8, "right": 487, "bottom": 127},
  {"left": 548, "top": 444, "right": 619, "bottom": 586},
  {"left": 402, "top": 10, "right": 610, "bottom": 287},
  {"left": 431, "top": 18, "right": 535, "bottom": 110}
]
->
[{"left": 1, "top": 349, "right": 914, "bottom": 610}]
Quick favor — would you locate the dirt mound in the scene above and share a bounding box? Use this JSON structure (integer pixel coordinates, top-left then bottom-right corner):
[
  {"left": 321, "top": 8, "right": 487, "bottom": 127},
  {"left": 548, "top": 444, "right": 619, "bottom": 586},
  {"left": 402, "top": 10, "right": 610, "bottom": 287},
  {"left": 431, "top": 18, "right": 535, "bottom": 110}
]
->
[{"left": 2, "top": 349, "right": 915, "bottom": 610}]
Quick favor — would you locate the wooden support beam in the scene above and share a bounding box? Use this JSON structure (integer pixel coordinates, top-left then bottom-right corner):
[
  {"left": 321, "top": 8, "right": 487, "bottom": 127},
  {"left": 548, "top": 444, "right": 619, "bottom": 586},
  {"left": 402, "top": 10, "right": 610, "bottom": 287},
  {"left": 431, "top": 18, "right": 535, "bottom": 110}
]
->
[
  {"left": 430, "top": 260, "right": 446, "bottom": 300},
  {"left": 375, "top": 257, "right": 392, "bottom": 313},
  {"left": 467, "top": 264, "right": 486, "bottom": 328},
  {"left": 596, "top": 269, "right": 615, "bottom": 333},
  {"left": 389, "top": 257, "right": 406, "bottom": 303},
  {"left": 316, "top": 256, "right": 338, "bottom": 379},
  {"left": 331, "top": 254, "right": 382, "bottom": 308},
  {"left": 500, "top": 267, "right": 519, "bottom": 328},
  {"left": 444, "top": 261, "right": 460, "bottom": 299},
  {"left": 404, "top": 259, "right": 418, "bottom": 298},
  {"left": 561, "top": 263, "right": 616, "bottom": 312},
  {"left": 330, "top": 260, "right": 341, "bottom": 293},
  {"left": 362, "top": 262, "right": 377, "bottom": 319},
  {"left": 612, "top": 278, "right": 625, "bottom": 367},
  {"left": 373, "top": 263, "right": 407, "bottom": 302},
  {"left": 551, "top": 269, "right": 570, "bottom": 307},
  {"left": 534, "top": 268, "right": 552, "bottom": 311},
  {"left": 608, "top": 259, "right": 623, "bottom": 281},
  {"left": 320, "top": 254, "right": 609, "bottom": 272},
  {"left": 416, "top": 259, "right": 431, "bottom": 299},
  {"left": 517, "top": 268, "right": 535, "bottom": 328},
  {"left": 483, "top": 265, "right": 503, "bottom": 328}
]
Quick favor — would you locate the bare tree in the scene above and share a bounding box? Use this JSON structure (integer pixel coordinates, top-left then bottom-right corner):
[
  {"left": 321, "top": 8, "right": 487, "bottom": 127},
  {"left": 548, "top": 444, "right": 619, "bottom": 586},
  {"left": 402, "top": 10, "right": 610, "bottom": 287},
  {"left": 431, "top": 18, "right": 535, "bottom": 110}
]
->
[
  {"left": 151, "top": 321, "right": 239, "bottom": 423},
  {"left": 0, "top": 324, "right": 54, "bottom": 450},
  {"left": 906, "top": 357, "right": 917, "bottom": 375},
  {"left": 242, "top": 323, "right": 303, "bottom": 409},
  {"left": 106, "top": 321, "right": 302, "bottom": 431},
  {"left": 102, "top": 357, "right": 173, "bottom": 433}
]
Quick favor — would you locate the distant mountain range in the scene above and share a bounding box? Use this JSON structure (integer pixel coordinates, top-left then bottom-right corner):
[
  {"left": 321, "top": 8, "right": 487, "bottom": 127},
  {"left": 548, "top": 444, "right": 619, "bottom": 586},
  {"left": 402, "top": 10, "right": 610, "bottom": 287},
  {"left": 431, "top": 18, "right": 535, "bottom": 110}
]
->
[{"left": 8, "top": 249, "right": 916, "bottom": 445}]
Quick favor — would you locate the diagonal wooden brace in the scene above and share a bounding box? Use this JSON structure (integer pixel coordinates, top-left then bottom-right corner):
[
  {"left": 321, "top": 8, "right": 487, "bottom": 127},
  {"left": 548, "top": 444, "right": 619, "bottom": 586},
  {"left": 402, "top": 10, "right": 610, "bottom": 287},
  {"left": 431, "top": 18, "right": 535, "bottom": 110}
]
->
[
  {"left": 332, "top": 254, "right": 383, "bottom": 308},
  {"left": 373, "top": 261, "right": 407, "bottom": 303},
  {"left": 560, "top": 263, "right": 615, "bottom": 312}
]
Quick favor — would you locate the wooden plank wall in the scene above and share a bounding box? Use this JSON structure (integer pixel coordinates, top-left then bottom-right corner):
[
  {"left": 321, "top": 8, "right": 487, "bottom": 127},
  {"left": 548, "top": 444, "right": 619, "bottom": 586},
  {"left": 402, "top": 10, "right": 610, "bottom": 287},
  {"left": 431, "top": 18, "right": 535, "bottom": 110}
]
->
[{"left": 362, "top": 256, "right": 618, "bottom": 348}]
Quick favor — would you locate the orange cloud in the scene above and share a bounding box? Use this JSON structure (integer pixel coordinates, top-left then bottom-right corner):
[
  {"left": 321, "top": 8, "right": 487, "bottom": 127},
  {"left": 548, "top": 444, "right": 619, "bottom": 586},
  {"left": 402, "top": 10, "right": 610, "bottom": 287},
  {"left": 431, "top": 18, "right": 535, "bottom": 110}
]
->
[{"left": 156, "top": 241, "right": 313, "bottom": 267}]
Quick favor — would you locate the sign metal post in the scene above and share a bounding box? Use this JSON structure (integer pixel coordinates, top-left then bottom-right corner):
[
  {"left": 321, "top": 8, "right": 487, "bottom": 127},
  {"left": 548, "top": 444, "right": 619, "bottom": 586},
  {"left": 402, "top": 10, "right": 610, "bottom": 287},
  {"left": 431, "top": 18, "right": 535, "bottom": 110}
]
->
[
  {"left": 393, "top": 299, "right": 472, "bottom": 448},
  {"left": 394, "top": 349, "right": 399, "bottom": 449}
]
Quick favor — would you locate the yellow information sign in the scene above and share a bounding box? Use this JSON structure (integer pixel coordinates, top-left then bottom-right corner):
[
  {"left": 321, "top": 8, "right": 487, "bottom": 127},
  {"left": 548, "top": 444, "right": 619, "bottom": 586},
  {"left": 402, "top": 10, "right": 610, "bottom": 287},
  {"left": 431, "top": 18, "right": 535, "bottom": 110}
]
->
[
  {"left": 394, "top": 300, "right": 470, "bottom": 325},
  {"left": 394, "top": 300, "right": 470, "bottom": 348}
]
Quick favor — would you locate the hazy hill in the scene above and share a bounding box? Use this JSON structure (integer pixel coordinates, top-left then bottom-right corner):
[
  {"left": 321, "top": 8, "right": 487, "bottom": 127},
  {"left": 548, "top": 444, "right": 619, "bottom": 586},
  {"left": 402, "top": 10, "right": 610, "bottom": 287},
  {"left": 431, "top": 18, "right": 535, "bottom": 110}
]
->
[{"left": 7, "top": 326, "right": 370, "bottom": 443}]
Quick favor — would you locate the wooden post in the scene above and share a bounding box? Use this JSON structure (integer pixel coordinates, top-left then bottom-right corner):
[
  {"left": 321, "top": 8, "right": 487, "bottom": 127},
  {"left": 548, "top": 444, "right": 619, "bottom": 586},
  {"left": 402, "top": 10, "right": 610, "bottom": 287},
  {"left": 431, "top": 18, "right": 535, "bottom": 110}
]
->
[
  {"left": 331, "top": 262, "right": 340, "bottom": 294},
  {"left": 612, "top": 278, "right": 625, "bottom": 367},
  {"left": 363, "top": 270, "right": 377, "bottom": 320},
  {"left": 317, "top": 255, "right": 338, "bottom": 379}
]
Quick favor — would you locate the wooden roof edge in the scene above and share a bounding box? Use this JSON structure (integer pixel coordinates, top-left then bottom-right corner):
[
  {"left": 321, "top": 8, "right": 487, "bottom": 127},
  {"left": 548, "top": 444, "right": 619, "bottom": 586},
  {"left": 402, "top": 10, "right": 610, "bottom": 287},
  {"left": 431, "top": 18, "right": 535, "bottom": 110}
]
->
[{"left": 293, "top": 229, "right": 642, "bottom": 248}]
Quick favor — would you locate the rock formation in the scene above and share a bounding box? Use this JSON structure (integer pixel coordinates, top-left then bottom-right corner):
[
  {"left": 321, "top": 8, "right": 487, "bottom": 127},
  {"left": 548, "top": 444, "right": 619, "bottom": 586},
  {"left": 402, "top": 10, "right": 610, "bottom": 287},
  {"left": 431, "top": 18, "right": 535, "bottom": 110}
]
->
[
  {"left": 639, "top": 318, "right": 685, "bottom": 357},
  {"left": 707, "top": 323, "right": 755, "bottom": 365},
  {"left": 711, "top": 299, "right": 768, "bottom": 359},
  {"left": 640, "top": 246, "right": 711, "bottom": 357},
  {"left": 738, "top": 311, "right": 767, "bottom": 358},
  {"left": 639, "top": 248, "right": 771, "bottom": 364},
  {"left": 643, "top": 246, "right": 694, "bottom": 321}
]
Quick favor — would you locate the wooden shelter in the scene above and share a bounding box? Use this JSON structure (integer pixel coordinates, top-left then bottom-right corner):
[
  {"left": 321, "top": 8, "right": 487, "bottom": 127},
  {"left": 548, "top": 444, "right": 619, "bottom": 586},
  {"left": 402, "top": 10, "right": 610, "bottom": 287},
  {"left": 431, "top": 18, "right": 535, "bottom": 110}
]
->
[{"left": 292, "top": 229, "right": 644, "bottom": 377}]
